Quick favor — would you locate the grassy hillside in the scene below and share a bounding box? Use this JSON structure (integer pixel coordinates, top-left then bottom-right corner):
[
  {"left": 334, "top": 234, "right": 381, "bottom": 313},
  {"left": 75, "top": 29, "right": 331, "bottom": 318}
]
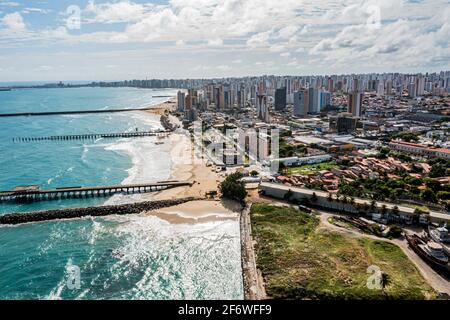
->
[{"left": 250, "top": 203, "right": 436, "bottom": 300}]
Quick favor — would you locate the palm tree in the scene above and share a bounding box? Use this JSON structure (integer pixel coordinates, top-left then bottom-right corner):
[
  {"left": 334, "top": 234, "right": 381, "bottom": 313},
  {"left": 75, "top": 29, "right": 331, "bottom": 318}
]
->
[
  {"left": 392, "top": 205, "right": 399, "bottom": 215},
  {"left": 362, "top": 203, "right": 370, "bottom": 213},
  {"left": 370, "top": 200, "right": 377, "bottom": 210},
  {"left": 381, "top": 272, "right": 391, "bottom": 297},
  {"left": 327, "top": 193, "right": 333, "bottom": 202}
]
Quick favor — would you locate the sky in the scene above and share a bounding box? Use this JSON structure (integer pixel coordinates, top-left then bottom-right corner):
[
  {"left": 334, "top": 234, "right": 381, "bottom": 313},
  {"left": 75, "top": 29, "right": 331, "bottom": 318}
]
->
[{"left": 0, "top": 0, "right": 449, "bottom": 81}]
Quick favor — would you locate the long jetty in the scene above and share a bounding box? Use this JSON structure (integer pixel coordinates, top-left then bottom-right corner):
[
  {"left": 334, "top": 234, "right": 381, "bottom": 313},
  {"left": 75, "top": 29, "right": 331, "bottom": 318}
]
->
[
  {"left": 0, "top": 197, "right": 201, "bottom": 225},
  {"left": 13, "top": 130, "right": 170, "bottom": 142},
  {"left": 0, "top": 181, "right": 192, "bottom": 203},
  {"left": 0, "top": 106, "right": 159, "bottom": 118}
]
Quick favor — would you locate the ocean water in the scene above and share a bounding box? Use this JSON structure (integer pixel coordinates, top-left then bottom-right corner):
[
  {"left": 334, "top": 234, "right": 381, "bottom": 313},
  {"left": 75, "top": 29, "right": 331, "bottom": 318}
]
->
[{"left": 0, "top": 87, "right": 243, "bottom": 300}]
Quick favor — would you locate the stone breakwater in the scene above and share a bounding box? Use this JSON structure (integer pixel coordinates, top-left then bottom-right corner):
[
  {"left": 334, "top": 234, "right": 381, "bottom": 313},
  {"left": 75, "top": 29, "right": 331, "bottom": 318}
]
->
[
  {"left": 160, "top": 114, "right": 178, "bottom": 131},
  {"left": 0, "top": 197, "right": 201, "bottom": 225}
]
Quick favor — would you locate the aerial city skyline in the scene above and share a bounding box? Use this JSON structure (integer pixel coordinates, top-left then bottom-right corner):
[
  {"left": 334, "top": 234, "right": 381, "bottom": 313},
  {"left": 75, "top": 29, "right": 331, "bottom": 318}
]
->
[{"left": 1, "top": 0, "right": 450, "bottom": 305}]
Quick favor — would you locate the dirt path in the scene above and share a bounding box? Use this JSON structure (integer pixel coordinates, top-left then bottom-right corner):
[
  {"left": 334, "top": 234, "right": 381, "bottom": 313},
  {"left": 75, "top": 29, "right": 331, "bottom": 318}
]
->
[{"left": 318, "top": 210, "right": 450, "bottom": 297}]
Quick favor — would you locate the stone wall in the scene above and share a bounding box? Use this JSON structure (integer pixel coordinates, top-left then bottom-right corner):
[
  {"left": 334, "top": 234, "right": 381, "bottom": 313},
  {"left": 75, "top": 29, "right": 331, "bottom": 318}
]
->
[{"left": 0, "top": 197, "right": 200, "bottom": 225}]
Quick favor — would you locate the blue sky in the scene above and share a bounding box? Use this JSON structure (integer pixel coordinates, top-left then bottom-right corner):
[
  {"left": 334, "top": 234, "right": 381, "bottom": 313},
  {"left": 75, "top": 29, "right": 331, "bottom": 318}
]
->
[{"left": 0, "top": 0, "right": 449, "bottom": 81}]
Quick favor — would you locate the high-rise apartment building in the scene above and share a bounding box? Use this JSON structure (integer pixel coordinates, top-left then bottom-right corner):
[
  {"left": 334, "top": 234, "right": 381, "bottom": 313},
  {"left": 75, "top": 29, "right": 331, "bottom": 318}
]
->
[
  {"left": 293, "top": 90, "right": 308, "bottom": 116},
  {"left": 348, "top": 91, "right": 364, "bottom": 117},
  {"left": 274, "top": 87, "right": 287, "bottom": 111}
]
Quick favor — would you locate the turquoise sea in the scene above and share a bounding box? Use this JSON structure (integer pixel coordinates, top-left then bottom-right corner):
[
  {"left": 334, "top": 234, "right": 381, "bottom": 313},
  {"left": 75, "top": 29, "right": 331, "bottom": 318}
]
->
[{"left": 0, "top": 87, "right": 243, "bottom": 300}]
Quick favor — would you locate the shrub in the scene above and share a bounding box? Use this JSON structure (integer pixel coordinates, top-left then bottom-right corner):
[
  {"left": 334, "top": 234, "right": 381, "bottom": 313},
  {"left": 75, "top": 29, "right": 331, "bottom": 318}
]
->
[{"left": 219, "top": 172, "right": 247, "bottom": 203}]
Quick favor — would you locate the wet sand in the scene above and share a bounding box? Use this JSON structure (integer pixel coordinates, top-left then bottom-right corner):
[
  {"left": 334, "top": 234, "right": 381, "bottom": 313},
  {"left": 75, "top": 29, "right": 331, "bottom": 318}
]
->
[{"left": 146, "top": 199, "right": 241, "bottom": 224}]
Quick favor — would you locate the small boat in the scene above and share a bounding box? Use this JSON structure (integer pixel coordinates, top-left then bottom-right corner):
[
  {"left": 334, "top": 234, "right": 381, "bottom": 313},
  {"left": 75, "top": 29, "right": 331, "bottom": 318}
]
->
[
  {"left": 428, "top": 224, "right": 450, "bottom": 257},
  {"left": 406, "top": 234, "right": 449, "bottom": 270}
]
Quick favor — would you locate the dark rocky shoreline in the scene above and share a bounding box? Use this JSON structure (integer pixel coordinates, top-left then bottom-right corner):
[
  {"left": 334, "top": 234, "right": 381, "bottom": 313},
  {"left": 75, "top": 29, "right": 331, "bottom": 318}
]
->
[{"left": 0, "top": 197, "right": 200, "bottom": 225}]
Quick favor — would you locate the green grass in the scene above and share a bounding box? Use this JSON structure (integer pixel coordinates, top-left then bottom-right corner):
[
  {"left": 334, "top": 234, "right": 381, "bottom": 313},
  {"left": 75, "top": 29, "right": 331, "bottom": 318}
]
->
[
  {"left": 402, "top": 203, "right": 430, "bottom": 212},
  {"left": 250, "top": 203, "right": 436, "bottom": 300},
  {"left": 288, "top": 161, "right": 338, "bottom": 175}
]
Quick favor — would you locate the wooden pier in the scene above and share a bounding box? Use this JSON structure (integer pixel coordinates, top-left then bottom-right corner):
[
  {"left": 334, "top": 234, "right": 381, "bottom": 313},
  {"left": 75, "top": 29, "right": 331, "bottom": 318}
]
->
[
  {"left": 0, "top": 181, "right": 192, "bottom": 203},
  {"left": 13, "top": 130, "right": 170, "bottom": 142}
]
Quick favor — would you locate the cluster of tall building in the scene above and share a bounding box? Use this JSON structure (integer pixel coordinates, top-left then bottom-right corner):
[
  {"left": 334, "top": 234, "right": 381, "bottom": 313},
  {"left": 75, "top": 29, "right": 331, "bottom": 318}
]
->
[
  {"left": 177, "top": 89, "right": 199, "bottom": 122},
  {"left": 86, "top": 71, "right": 450, "bottom": 98},
  {"left": 169, "top": 71, "right": 450, "bottom": 123},
  {"left": 293, "top": 88, "right": 331, "bottom": 116}
]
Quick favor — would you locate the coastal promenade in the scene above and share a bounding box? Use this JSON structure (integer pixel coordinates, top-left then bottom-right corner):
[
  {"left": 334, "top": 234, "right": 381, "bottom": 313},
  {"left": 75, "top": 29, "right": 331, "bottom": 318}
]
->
[{"left": 0, "top": 181, "right": 192, "bottom": 203}]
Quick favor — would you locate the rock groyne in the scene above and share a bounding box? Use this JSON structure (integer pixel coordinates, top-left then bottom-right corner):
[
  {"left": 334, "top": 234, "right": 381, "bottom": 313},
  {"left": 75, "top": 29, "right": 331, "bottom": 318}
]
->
[
  {"left": 0, "top": 197, "right": 200, "bottom": 225},
  {"left": 160, "top": 114, "right": 178, "bottom": 131}
]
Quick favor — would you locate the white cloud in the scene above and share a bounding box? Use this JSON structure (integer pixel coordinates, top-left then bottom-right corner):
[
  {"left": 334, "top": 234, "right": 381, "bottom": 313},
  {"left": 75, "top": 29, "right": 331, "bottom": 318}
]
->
[
  {"left": 1, "top": 12, "right": 26, "bottom": 32},
  {"left": 85, "top": 0, "right": 151, "bottom": 24},
  {"left": 217, "top": 64, "right": 231, "bottom": 71},
  {"left": 246, "top": 30, "right": 271, "bottom": 48},
  {"left": 0, "top": 1, "right": 20, "bottom": 7},
  {"left": 207, "top": 38, "right": 223, "bottom": 46},
  {"left": 33, "top": 65, "right": 53, "bottom": 72},
  {"left": 0, "top": 0, "right": 449, "bottom": 78},
  {"left": 22, "top": 8, "right": 51, "bottom": 14}
]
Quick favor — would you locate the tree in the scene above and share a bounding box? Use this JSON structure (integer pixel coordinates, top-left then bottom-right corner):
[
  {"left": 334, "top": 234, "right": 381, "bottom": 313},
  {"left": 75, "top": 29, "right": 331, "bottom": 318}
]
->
[
  {"left": 429, "top": 164, "right": 446, "bottom": 178},
  {"left": 250, "top": 170, "right": 259, "bottom": 177},
  {"left": 219, "top": 172, "right": 248, "bottom": 203},
  {"left": 420, "top": 188, "right": 437, "bottom": 203},
  {"left": 388, "top": 225, "right": 403, "bottom": 238},
  {"left": 284, "top": 189, "right": 294, "bottom": 202},
  {"left": 327, "top": 193, "right": 333, "bottom": 202},
  {"left": 362, "top": 203, "right": 370, "bottom": 212},
  {"left": 279, "top": 163, "right": 287, "bottom": 175},
  {"left": 370, "top": 200, "right": 377, "bottom": 210},
  {"left": 381, "top": 272, "right": 391, "bottom": 296},
  {"left": 391, "top": 206, "right": 400, "bottom": 216},
  {"left": 393, "top": 132, "right": 419, "bottom": 142},
  {"left": 437, "top": 191, "right": 450, "bottom": 201}
]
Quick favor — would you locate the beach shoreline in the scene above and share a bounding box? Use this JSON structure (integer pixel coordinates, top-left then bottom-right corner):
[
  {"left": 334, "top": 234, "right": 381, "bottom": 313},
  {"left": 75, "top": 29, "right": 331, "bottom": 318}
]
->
[{"left": 132, "top": 94, "right": 227, "bottom": 223}]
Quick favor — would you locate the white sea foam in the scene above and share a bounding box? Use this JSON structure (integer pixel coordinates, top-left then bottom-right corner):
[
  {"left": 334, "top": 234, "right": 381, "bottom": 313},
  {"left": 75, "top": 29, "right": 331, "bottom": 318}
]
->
[
  {"left": 46, "top": 258, "right": 77, "bottom": 300},
  {"left": 102, "top": 214, "right": 243, "bottom": 299},
  {"left": 102, "top": 112, "right": 171, "bottom": 205}
]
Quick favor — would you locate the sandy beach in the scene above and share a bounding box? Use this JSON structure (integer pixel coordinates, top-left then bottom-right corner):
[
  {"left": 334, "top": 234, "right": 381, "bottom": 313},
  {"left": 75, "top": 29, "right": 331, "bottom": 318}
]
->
[
  {"left": 144, "top": 97, "right": 177, "bottom": 115},
  {"left": 139, "top": 94, "right": 231, "bottom": 223},
  {"left": 147, "top": 199, "right": 241, "bottom": 224}
]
